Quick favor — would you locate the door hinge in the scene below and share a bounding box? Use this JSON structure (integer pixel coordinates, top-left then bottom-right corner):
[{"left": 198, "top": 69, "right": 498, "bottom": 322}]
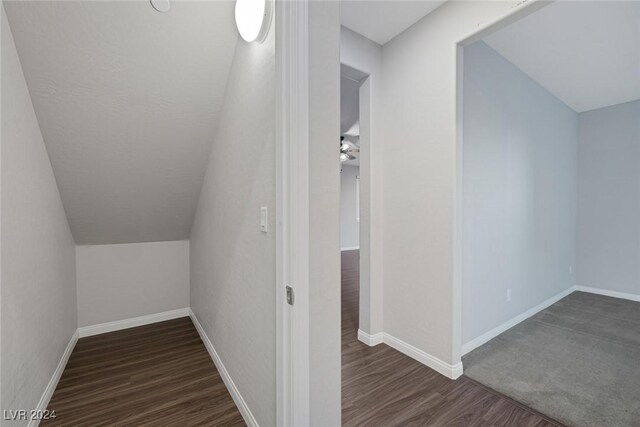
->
[{"left": 285, "top": 285, "right": 295, "bottom": 306}]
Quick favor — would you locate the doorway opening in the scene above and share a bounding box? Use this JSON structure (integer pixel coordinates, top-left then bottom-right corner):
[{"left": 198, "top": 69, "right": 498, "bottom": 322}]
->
[
  {"left": 458, "top": 2, "right": 640, "bottom": 426},
  {"left": 340, "top": 65, "right": 364, "bottom": 344}
]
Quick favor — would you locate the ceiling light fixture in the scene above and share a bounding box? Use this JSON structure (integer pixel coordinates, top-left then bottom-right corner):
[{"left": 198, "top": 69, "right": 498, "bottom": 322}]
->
[
  {"left": 339, "top": 136, "right": 360, "bottom": 163},
  {"left": 235, "top": 0, "right": 273, "bottom": 43},
  {"left": 150, "top": 0, "right": 170, "bottom": 13}
]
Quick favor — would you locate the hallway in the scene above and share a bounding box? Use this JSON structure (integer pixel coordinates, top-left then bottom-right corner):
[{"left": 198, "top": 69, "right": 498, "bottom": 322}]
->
[{"left": 341, "top": 250, "right": 561, "bottom": 426}]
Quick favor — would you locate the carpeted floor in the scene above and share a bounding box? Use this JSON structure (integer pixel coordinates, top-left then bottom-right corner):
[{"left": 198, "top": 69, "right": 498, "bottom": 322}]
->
[{"left": 463, "top": 291, "right": 640, "bottom": 427}]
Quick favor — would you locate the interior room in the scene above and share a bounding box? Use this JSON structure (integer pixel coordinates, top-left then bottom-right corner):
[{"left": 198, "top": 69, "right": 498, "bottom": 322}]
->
[
  {"left": 2, "top": 0, "right": 639, "bottom": 426},
  {"left": 461, "top": 2, "right": 640, "bottom": 426},
  {"left": 2, "top": 0, "right": 275, "bottom": 425}
]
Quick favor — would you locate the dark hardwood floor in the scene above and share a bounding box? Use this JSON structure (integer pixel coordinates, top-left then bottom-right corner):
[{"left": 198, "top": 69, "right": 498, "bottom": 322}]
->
[
  {"left": 40, "top": 250, "right": 559, "bottom": 427},
  {"left": 43, "top": 317, "right": 244, "bottom": 427},
  {"left": 341, "top": 249, "right": 562, "bottom": 426}
]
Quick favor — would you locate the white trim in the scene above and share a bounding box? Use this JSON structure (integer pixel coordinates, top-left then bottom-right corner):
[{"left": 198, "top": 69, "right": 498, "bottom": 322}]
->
[
  {"left": 28, "top": 331, "right": 78, "bottom": 427},
  {"left": 357, "top": 329, "right": 383, "bottom": 346},
  {"left": 576, "top": 285, "right": 640, "bottom": 303},
  {"left": 341, "top": 246, "right": 360, "bottom": 251},
  {"left": 358, "top": 329, "right": 461, "bottom": 379},
  {"left": 77, "top": 308, "right": 189, "bottom": 338},
  {"left": 275, "top": 1, "right": 310, "bottom": 426},
  {"left": 382, "top": 333, "right": 463, "bottom": 380},
  {"left": 461, "top": 286, "right": 575, "bottom": 356},
  {"left": 189, "top": 309, "right": 258, "bottom": 427}
]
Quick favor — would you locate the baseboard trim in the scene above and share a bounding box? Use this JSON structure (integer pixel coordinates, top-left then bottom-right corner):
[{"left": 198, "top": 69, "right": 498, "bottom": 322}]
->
[
  {"left": 576, "top": 285, "right": 640, "bottom": 302},
  {"left": 357, "top": 329, "right": 384, "bottom": 346},
  {"left": 28, "top": 330, "right": 78, "bottom": 427},
  {"left": 382, "top": 332, "right": 463, "bottom": 379},
  {"left": 78, "top": 308, "right": 190, "bottom": 338},
  {"left": 462, "top": 286, "right": 576, "bottom": 356},
  {"left": 189, "top": 309, "right": 258, "bottom": 427},
  {"left": 341, "top": 246, "right": 360, "bottom": 251}
]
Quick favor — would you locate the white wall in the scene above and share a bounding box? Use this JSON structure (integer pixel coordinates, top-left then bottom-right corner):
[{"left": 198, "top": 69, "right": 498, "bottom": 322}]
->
[
  {"left": 76, "top": 240, "right": 189, "bottom": 327},
  {"left": 309, "top": 2, "right": 342, "bottom": 424},
  {"left": 380, "top": 0, "right": 531, "bottom": 367},
  {"left": 462, "top": 41, "right": 577, "bottom": 345},
  {"left": 577, "top": 100, "right": 640, "bottom": 297},
  {"left": 189, "top": 29, "right": 276, "bottom": 426},
  {"left": 1, "top": 7, "right": 77, "bottom": 419},
  {"left": 341, "top": 165, "right": 360, "bottom": 249},
  {"left": 340, "top": 26, "right": 384, "bottom": 336}
]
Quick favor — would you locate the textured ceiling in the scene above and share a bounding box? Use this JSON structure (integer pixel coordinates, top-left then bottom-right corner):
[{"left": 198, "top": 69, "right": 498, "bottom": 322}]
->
[
  {"left": 484, "top": 1, "right": 640, "bottom": 113},
  {"left": 4, "top": 0, "right": 238, "bottom": 244},
  {"left": 340, "top": 0, "right": 447, "bottom": 45}
]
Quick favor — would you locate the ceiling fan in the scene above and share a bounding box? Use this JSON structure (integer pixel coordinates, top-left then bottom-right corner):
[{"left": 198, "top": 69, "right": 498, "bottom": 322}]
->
[{"left": 340, "top": 135, "right": 360, "bottom": 163}]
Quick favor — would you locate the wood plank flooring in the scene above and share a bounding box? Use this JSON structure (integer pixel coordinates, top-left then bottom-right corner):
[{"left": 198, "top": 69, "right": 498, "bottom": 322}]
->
[
  {"left": 341, "top": 249, "right": 563, "bottom": 426},
  {"left": 42, "top": 317, "right": 244, "bottom": 427},
  {"left": 40, "top": 250, "right": 560, "bottom": 427}
]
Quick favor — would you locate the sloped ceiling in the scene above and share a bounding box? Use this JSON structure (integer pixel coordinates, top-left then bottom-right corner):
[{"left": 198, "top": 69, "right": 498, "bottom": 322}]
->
[
  {"left": 484, "top": 1, "right": 640, "bottom": 113},
  {"left": 4, "top": 0, "right": 238, "bottom": 244}
]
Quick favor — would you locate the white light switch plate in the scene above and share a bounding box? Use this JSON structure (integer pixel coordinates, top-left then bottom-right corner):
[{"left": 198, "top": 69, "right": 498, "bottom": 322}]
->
[{"left": 260, "top": 207, "right": 268, "bottom": 233}]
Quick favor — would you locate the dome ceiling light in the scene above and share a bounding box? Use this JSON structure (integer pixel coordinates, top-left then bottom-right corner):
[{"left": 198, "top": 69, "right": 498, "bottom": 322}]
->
[
  {"left": 235, "top": 0, "right": 273, "bottom": 43},
  {"left": 340, "top": 136, "right": 360, "bottom": 163},
  {"left": 150, "top": 0, "right": 170, "bottom": 13}
]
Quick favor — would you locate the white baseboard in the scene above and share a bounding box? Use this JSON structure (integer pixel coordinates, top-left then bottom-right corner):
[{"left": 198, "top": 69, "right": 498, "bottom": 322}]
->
[
  {"left": 78, "top": 308, "right": 190, "bottom": 338},
  {"left": 382, "top": 332, "right": 463, "bottom": 379},
  {"left": 189, "top": 309, "right": 258, "bottom": 427},
  {"left": 461, "top": 286, "right": 576, "bottom": 356},
  {"left": 357, "top": 329, "right": 384, "bottom": 346},
  {"left": 341, "top": 246, "right": 360, "bottom": 251},
  {"left": 28, "top": 330, "right": 79, "bottom": 427},
  {"left": 576, "top": 285, "right": 640, "bottom": 303},
  {"left": 359, "top": 328, "right": 462, "bottom": 379}
]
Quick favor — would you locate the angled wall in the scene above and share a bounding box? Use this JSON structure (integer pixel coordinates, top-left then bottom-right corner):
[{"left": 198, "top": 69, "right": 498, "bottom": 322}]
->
[
  {"left": 1, "top": 7, "right": 77, "bottom": 419},
  {"left": 189, "top": 29, "right": 276, "bottom": 425}
]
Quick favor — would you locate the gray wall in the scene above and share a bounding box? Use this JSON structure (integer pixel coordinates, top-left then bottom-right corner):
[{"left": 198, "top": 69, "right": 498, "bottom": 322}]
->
[
  {"left": 76, "top": 240, "right": 189, "bottom": 327},
  {"left": 1, "top": 7, "right": 77, "bottom": 419},
  {"left": 462, "top": 41, "right": 578, "bottom": 345},
  {"left": 577, "top": 100, "right": 640, "bottom": 296},
  {"left": 189, "top": 30, "right": 276, "bottom": 426},
  {"left": 341, "top": 165, "right": 360, "bottom": 249}
]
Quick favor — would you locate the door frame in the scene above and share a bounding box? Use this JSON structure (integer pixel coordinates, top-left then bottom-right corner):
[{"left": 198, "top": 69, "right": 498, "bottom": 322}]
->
[
  {"left": 275, "top": 0, "right": 310, "bottom": 425},
  {"left": 341, "top": 66, "right": 381, "bottom": 343},
  {"left": 453, "top": 0, "right": 550, "bottom": 362}
]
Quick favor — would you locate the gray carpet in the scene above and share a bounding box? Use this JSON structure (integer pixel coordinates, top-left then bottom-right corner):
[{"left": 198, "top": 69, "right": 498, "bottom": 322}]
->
[{"left": 463, "top": 291, "right": 640, "bottom": 427}]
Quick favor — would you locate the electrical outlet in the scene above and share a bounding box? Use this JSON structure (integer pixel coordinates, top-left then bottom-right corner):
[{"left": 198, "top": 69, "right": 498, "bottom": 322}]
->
[
  {"left": 569, "top": 265, "right": 573, "bottom": 275},
  {"left": 507, "top": 289, "right": 512, "bottom": 302}
]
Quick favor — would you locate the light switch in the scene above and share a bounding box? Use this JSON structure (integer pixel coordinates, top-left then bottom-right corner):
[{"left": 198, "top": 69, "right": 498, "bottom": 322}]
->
[{"left": 260, "top": 207, "right": 268, "bottom": 233}]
